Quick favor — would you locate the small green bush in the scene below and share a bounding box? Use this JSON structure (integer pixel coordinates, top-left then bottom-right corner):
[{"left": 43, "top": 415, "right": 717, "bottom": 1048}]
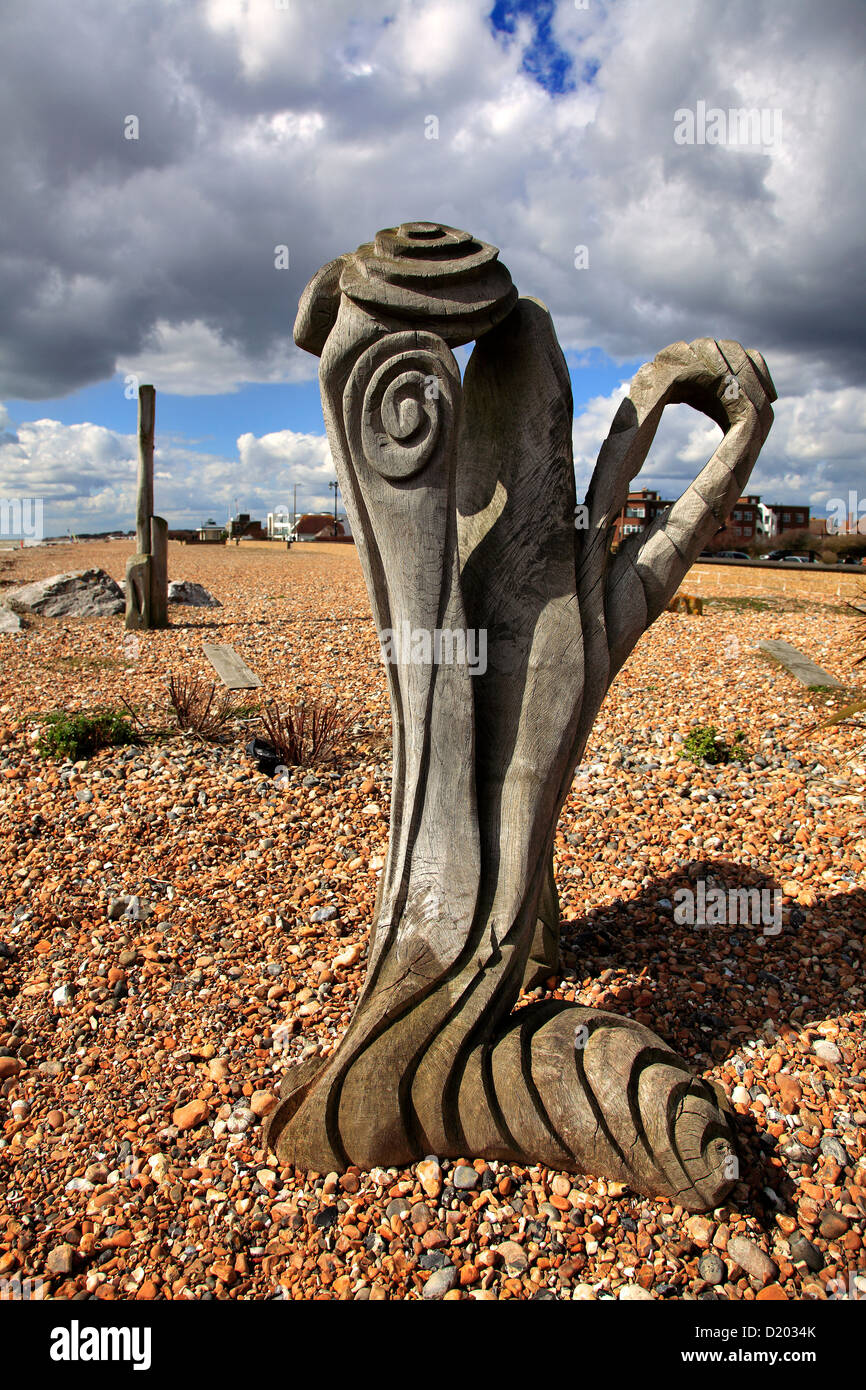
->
[
  {"left": 681, "top": 724, "right": 749, "bottom": 766},
  {"left": 37, "top": 709, "right": 138, "bottom": 761}
]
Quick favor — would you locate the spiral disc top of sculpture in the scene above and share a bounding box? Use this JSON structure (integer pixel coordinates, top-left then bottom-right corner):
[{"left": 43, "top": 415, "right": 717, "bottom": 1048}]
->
[{"left": 338, "top": 221, "right": 518, "bottom": 346}]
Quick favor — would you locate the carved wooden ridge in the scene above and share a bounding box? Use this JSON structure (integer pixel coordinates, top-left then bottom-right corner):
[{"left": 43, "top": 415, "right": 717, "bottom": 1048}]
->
[{"left": 265, "top": 221, "right": 776, "bottom": 1211}]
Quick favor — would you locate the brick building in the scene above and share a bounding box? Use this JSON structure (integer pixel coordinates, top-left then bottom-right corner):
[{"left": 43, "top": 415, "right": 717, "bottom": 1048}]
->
[
  {"left": 769, "top": 502, "right": 810, "bottom": 535},
  {"left": 612, "top": 489, "right": 671, "bottom": 545}
]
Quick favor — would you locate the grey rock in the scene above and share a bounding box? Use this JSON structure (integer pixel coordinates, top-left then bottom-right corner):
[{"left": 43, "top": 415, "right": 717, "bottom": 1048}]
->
[
  {"left": 819, "top": 1135, "right": 850, "bottom": 1166},
  {"left": 813, "top": 1039, "right": 841, "bottom": 1064},
  {"left": 495, "top": 1239, "right": 528, "bottom": 1272},
  {"left": 0, "top": 606, "right": 23, "bottom": 633},
  {"left": 385, "top": 1197, "right": 411, "bottom": 1220},
  {"left": 167, "top": 580, "right": 221, "bottom": 608},
  {"left": 6, "top": 568, "right": 124, "bottom": 617},
  {"left": 452, "top": 1164, "right": 480, "bottom": 1190},
  {"left": 788, "top": 1233, "right": 823, "bottom": 1272},
  {"left": 312, "top": 906, "right": 337, "bottom": 923},
  {"left": 727, "top": 1235, "right": 777, "bottom": 1285},
  {"left": 422, "top": 1265, "right": 457, "bottom": 1299},
  {"left": 698, "top": 1251, "right": 726, "bottom": 1285},
  {"left": 619, "top": 1284, "right": 655, "bottom": 1300},
  {"left": 782, "top": 1141, "right": 817, "bottom": 1166},
  {"left": 107, "top": 897, "right": 127, "bottom": 921}
]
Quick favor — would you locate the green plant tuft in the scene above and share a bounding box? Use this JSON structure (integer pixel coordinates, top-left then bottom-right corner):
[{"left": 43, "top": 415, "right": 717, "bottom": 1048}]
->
[
  {"left": 681, "top": 725, "right": 749, "bottom": 766},
  {"left": 37, "top": 709, "right": 138, "bottom": 761}
]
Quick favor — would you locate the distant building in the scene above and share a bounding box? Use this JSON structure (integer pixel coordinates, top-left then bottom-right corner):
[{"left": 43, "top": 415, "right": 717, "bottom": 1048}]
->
[
  {"left": 293, "top": 512, "right": 346, "bottom": 541},
  {"left": 720, "top": 494, "right": 764, "bottom": 542},
  {"left": 769, "top": 502, "right": 810, "bottom": 535},
  {"left": 197, "top": 519, "right": 225, "bottom": 542},
  {"left": 612, "top": 489, "right": 670, "bottom": 544},
  {"left": 227, "top": 512, "right": 265, "bottom": 540},
  {"left": 266, "top": 509, "right": 294, "bottom": 541}
]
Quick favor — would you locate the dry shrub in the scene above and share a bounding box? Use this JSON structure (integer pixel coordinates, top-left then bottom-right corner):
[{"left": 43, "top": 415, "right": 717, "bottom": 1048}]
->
[
  {"left": 260, "top": 696, "right": 346, "bottom": 767},
  {"left": 167, "top": 674, "right": 246, "bottom": 741}
]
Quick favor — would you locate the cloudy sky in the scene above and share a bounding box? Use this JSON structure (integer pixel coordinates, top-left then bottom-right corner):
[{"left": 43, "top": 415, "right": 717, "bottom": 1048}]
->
[{"left": 1, "top": 0, "right": 863, "bottom": 537}]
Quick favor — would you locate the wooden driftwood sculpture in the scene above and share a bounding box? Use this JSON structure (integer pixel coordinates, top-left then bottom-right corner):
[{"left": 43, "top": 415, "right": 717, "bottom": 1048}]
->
[{"left": 266, "top": 222, "right": 776, "bottom": 1211}]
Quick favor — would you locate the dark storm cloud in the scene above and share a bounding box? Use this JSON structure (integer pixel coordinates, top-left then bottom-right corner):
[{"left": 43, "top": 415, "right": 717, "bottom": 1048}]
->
[{"left": 1, "top": 0, "right": 864, "bottom": 403}]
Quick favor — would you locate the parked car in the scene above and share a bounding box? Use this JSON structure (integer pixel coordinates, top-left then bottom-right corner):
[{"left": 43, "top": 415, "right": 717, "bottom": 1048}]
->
[
  {"left": 715, "top": 550, "right": 750, "bottom": 559},
  {"left": 766, "top": 549, "right": 816, "bottom": 563}
]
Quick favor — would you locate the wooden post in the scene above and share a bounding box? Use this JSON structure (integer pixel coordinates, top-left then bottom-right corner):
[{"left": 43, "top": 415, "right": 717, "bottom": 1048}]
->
[
  {"left": 136, "top": 386, "right": 155, "bottom": 557},
  {"left": 125, "top": 384, "right": 168, "bottom": 630},
  {"left": 150, "top": 516, "right": 168, "bottom": 629}
]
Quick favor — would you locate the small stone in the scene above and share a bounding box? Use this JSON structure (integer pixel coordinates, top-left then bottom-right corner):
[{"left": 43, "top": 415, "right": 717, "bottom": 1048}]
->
[
  {"left": 619, "top": 1284, "right": 655, "bottom": 1299},
  {"left": 813, "top": 1039, "right": 840, "bottom": 1064},
  {"left": 312, "top": 906, "right": 337, "bottom": 923},
  {"left": 698, "top": 1252, "right": 726, "bottom": 1285},
  {"left": 250, "top": 1089, "right": 277, "bottom": 1118},
  {"left": 422, "top": 1265, "right": 457, "bottom": 1299},
  {"left": 45, "top": 1244, "right": 76, "bottom": 1276},
  {"left": 731, "top": 1085, "right": 750, "bottom": 1105},
  {"left": 819, "top": 1136, "right": 850, "bottom": 1167},
  {"left": 172, "top": 1098, "right": 210, "bottom": 1131},
  {"left": 452, "top": 1164, "right": 479, "bottom": 1191},
  {"left": 727, "top": 1235, "right": 777, "bottom": 1286},
  {"left": 818, "top": 1211, "right": 848, "bottom": 1241},
  {"left": 685, "top": 1215, "right": 713, "bottom": 1247},
  {"left": 0, "top": 1057, "right": 21, "bottom": 1080},
  {"left": 571, "top": 1283, "right": 597, "bottom": 1300},
  {"left": 777, "top": 1074, "right": 802, "bottom": 1106},
  {"left": 417, "top": 1157, "right": 442, "bottom": 1199},
  {"left": 334, "top": 944, "right": 361, "bottom": 969},
  {"left": 788, "top": 1233, "right": 823, "bottom": 1272},
  {"left": 494, "top": 1240, "right": 528, "bottom": 1273},
  {"left": 107, "top": 897, "right": 127, "bottom": 921},
  {"left": 147, "top": 1154, "right": 170, "bottom": 1184}
]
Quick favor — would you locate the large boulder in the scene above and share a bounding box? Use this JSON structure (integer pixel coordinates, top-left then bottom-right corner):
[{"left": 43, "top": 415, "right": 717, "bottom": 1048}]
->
[
  {"left": 0, "top": 606, "right": 23, "bottom": 633},
  {"left": 167, "top": 580, "right": 221, "bottom": 608},
  {"left": 5, "top": 568, "right": 125, "bottom": 617}
]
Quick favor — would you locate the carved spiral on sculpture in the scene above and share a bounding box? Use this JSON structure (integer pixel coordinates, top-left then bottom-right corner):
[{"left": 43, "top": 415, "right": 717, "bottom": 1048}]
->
[
  {"left": 454, "top": 1005, "right": 735, "bottom": 1210},
  {"left": 295, "top": 222, "right": 518, "bottom": 354},
  {"left": 345, "top": 332, "right": 460, "bottom": 481}
]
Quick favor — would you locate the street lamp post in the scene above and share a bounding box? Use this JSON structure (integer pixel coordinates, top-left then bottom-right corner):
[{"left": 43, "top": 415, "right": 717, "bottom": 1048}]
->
[{"left": 329, "top": 480, "right": 339, "bottom": 536}]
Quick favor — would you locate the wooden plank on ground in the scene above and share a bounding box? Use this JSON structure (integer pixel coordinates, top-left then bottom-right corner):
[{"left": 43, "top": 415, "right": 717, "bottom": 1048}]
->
[
  {"left": 202, "top": 641, "right": 262, "bottom": 690},
  {"left": 757, "top": 639, "right": 841, "bottom": 688}
]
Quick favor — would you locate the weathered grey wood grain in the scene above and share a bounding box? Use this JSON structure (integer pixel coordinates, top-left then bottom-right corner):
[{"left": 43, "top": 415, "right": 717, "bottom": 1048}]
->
[
  {"left": 201, "top": 642, "right": 262, "bottom": 690},
  {"left": 264, "top": 221, "right": 776, "bottom": 1210},
  {"left": 150, "top": 516, "right": 168, "bottom": 629},
  {"left": 125, "top": 385, "right": 168, "bottom": 631},
  {"left": 124, "top": 554, "right": 152, "bottom": 631},
  {"left": 758, "top": 640, "right": 841, "bottom": 687}
]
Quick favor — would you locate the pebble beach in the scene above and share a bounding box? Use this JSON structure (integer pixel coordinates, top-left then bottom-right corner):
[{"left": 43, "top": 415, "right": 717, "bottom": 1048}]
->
[{"left": 0, "top": 540, "right": 863, "bottom": 1301}]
